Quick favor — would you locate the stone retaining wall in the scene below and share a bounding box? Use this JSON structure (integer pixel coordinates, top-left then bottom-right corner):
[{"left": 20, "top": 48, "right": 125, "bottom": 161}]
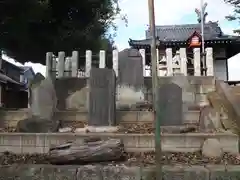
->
[
  {"left": 54, "top": 76, "right": 215, "bottom": 110},
  {"left": 0, "top": 132, "right": 237, "bottom": 153},
  {"left": 215, "top": 80, "right": 240, "bottom": 132},
  {"left": 0, "top": 164, "right": 240, "bottom": 180},
  {"left": 0, "top": 110, "right": 200, "bottom": 128}
]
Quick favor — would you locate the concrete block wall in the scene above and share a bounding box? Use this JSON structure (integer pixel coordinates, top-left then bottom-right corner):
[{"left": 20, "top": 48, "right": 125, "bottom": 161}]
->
[
  {"left": 1, "top": 164, "right": 240, "bottom": 180},
  {"left": 53, "top": 76, "right": 215, "bottom": 110},
  {"left": 0, "top": 132, "right": 237, "bottom": 154},
  {"left": 144, "top": 76, "right": 215, "bottom": 106},
  {"left": 0, "top": 110, "right": 200, "bottom": 128}
]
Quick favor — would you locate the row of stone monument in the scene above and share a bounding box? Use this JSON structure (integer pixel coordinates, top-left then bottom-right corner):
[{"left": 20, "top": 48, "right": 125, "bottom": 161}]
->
[{"left": 16, "top": 49, "right": 183, "bottom": 132}]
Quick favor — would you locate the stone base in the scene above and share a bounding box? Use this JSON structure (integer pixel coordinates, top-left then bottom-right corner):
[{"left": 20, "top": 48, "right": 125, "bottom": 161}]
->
[
  {"left": 74, "top": 126, "right": 120, "bottom": 133},
  {"left": 1, "top": 164, "right": 240, "bottom": 180}
]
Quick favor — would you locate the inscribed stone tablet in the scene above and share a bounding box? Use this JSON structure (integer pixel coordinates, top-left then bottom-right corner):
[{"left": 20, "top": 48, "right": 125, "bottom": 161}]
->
[
  {"left": 118, "top": 48, "right": 144, "bottom": 89},
  {"left": 89, "top": 68, "right": 116, "bottom": 126},
  {"left": 157, "top": 83, "right": 183, "bottom": 126}
]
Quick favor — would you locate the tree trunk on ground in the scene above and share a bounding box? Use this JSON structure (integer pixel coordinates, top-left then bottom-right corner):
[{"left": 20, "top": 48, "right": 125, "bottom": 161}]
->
[{"left": 48, "top": 138, "right": 125, "bottom": 164}]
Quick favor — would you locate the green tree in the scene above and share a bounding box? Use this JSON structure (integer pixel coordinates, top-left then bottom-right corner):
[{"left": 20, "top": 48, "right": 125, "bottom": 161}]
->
[
  {"left": 0, "top": 0, "right": 126, "bottom": 64},
  {"left": 225, "top": 0, "right": 240, "bottom": 33}
]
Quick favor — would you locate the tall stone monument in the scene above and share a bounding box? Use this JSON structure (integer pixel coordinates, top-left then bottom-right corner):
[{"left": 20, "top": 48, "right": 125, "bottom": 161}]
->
[
  {"left": 117, "top": 48, "right": 145, "bottom": 109},
  {"left": 88, "top": 68, "right": 116, "bottom": 126},
  {"left": 158, "top": 83, "right": 183, "bottom": 126},
  {"left": 16, "top": 74, "right": 59, "bottom": 132}
]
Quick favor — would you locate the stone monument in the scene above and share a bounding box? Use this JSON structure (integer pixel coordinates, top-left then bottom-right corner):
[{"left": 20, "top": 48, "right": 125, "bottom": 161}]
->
[
  {"left": 88, "top": 67, "right": 116, "bottom": 126},
  {"left": 117, "top": 48, "right": 145, "bottom": 109}
]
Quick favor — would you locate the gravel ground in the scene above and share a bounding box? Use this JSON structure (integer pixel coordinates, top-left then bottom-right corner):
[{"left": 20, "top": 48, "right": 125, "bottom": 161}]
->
[{"left": 0, "top": 151, "right": 239, "bottom": 166}]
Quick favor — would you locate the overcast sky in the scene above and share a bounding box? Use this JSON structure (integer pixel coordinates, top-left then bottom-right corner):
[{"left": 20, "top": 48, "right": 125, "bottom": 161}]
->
[{"left": 3, "top": 0, "right": 240, "bottom": 80}]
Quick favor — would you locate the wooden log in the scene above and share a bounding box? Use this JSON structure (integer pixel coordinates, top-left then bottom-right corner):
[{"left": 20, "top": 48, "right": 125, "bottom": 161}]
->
[{"left": 48, "top": 138, "right": 125, "bottom": 164}]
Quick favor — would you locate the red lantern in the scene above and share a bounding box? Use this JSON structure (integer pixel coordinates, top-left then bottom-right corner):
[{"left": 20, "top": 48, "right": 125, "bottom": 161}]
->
[{"left": 189, "top": 36, "right": 201, "bottom": 47}]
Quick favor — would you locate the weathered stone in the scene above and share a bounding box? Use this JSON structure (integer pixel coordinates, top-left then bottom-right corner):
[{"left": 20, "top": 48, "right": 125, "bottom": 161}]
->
[
  {"left": 54, "top": 78, "right": 87, "bottom": 110},
  {"left": 16, "top": 116, "right": 60, "bottom": 133},
  {"left": 66, "top": 86, "right": 89, "bottom": 110},
  {"left": 29, "top": 72, "right": 45, "bottom": 89},
  {"left": 28, "top": 73, "right": 45, "bottom": 106},
  {"left": 118, "top": 48, "right": 144, "bottom": 89},
  {"left": 207, "top": 165, "right": 240, "bottom": 180},
  {"left": 163, "top": 165, "right": 209, "bottom": 180},
  {"left": 140, "top": 166, "right": 156, "bottom": 180},
  {"left": 157, "top": 83, "right": 183, "bottom": 126},
  {"left": 89, "top": 68, "right": 116, "bottom": 126},
  {"left": 42, "top": 165, "right": 77, "bottom": 180},
  {"left": 102, "top": 166, "right": 141, "bottom": 180},
  {"left": 201, "top": 138, "right": 223, "bottom": 158},
  {"left": 75, "top": 126, "right": 120, "bottom": 133},
  {"left": 116, "top": 86, "right": 144, "bottom": 109},
  {"left": 208, "top": 91, "right": 240, "bottom": 135},
  {"left": 0, "top": 165, "right": 42, "bottom": 180},
  {"left": 199, "top": 106, "right": 222, "bottom": 132},
  {"left": 117, "top": 48, "right": 145, "bottom": 108},
  {"left": 141, "top": 166, "right": 209, "bottom": 180},
  {"left": 77, "top": 165, "right": 102, "bottom": 180},
  {"left": 30, "top": 78, "right": 57, "bottom": 120}
]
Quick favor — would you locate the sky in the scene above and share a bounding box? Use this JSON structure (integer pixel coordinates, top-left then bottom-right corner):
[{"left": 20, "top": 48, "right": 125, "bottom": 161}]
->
[{"left": 2, "top": 0, "right": 240, "bottom": 80}]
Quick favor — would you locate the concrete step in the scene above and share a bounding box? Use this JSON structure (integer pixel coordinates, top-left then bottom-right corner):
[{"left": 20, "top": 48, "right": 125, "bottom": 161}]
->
[
  {"left": 1, "top": 110, "right": 200, "bottom": 128},
  {"left": 0, "top": 131, "right": 237, "bottom": 153}
]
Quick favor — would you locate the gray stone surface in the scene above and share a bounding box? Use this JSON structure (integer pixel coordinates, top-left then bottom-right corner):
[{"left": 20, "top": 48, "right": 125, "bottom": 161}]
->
[
  {"left": 118, "top": 48, "right": 144, "bottom": 89},
  {"left": 66, "top": 87, "right": 89, "bottom": 110},
  {"left": 102, "top": 166, "right": 141, "bottom": 180},
  {"left": 0, "top": 165, "right": 42, "bottom": 179},
  {"left": 77, "top": 165, "right": 102, "bottom": 180},
  {"left": 163, "top": 165, "right": 209, "bottom": 180},
  {"left": 28, "top": 72, "right": 45, "bottom": 107},
  {"left": 2, "top": 164, "right": 240, "bottom": 179},
  {"left": 89, "top": 68, "right": 116, "bottom": 126},
  {"left": 30, "top": 77, "right": 57, "bottom": 120},
  {"left": 16, "top": 116, "right": 60, "bottom": 133},
  {"left": 54, "top": 78, "right": 87, "bottom": 110},
  {"left": 201, "top": 138, "right": 223, "bottom": 158},
  {"left": 117, "top": 48, "right": 145, "bottom": 109},
  {"left": 141, "top": 166, "right": 155, "bottom": 180},
  {"left": 199, "top": 106, "right": 214, "bottom": 131},
  {"left": 116, "top": 86, "right": 145, "bottom": 109},
  {"left": 199, "top": 106, "right": 221, "bottom": 132},
  {"left": 43, "top": 165, "right": 77, "bottom": 180},
  {"left": 17, "top": 77, "right": 59, "bottom": 133},
  {"left": 207, "top": 165, "right": 240, "bottom": 180},
  {"left": 158, "top": 83, "right": 183, "bottom": 126}
]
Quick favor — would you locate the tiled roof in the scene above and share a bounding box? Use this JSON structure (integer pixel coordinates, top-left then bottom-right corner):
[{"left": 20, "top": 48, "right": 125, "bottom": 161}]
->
[
  {"left": 145, "top": 22, "right": 223, "bottom": 41},
  {"left": 0, "top": 72, "right": 20, "bottom": 84},
  {"left": 129, "top": 22, "right": 240, "bottom": 47}
]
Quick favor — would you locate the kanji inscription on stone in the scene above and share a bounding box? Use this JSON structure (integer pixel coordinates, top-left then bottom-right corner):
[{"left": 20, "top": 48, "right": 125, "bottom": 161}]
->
[
  {"left": 118, "top": 48, "right": 144, "bottom": 89},
  {"left": 89, "top": 68, "right": 116, "bottom": 126},
  {"left": 157, "top": 83, "right": 183, "bottom": 126}
]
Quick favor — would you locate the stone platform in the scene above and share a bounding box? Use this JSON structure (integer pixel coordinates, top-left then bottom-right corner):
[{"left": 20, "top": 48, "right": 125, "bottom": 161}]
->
[
  {"left": 0, "top": 132, "right": 237, "bottom": 153},
  {"left": 0, "top": 109, "right": 200, "bottom": 128},
  {"left": 0, "top": 164, "right": 240, "bottom": 180}
]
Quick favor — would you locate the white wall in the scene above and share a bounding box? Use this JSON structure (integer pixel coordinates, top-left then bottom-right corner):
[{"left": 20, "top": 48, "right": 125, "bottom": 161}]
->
[{"left": 228, "top": 53, "right": 240, "bottom": 81}]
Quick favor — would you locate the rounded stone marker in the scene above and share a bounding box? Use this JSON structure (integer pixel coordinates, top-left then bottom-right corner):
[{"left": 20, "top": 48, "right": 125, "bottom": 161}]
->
[{"left": 201, "top": 138, "right": 223, "bottom": 158}]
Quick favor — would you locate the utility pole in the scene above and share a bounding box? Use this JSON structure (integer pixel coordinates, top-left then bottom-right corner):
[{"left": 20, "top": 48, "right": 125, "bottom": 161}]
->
[
  {"left": 148, "top": 0, "right": 161, "bottom": 179},
  {"left": 200, "top": 0, "right": 206, "bottom": 75}
]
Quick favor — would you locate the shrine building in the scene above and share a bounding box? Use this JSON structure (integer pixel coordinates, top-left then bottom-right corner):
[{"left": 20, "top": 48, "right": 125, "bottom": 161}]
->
[{"left": 128, "top": 10, "right": 240, "bottom": 81}]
